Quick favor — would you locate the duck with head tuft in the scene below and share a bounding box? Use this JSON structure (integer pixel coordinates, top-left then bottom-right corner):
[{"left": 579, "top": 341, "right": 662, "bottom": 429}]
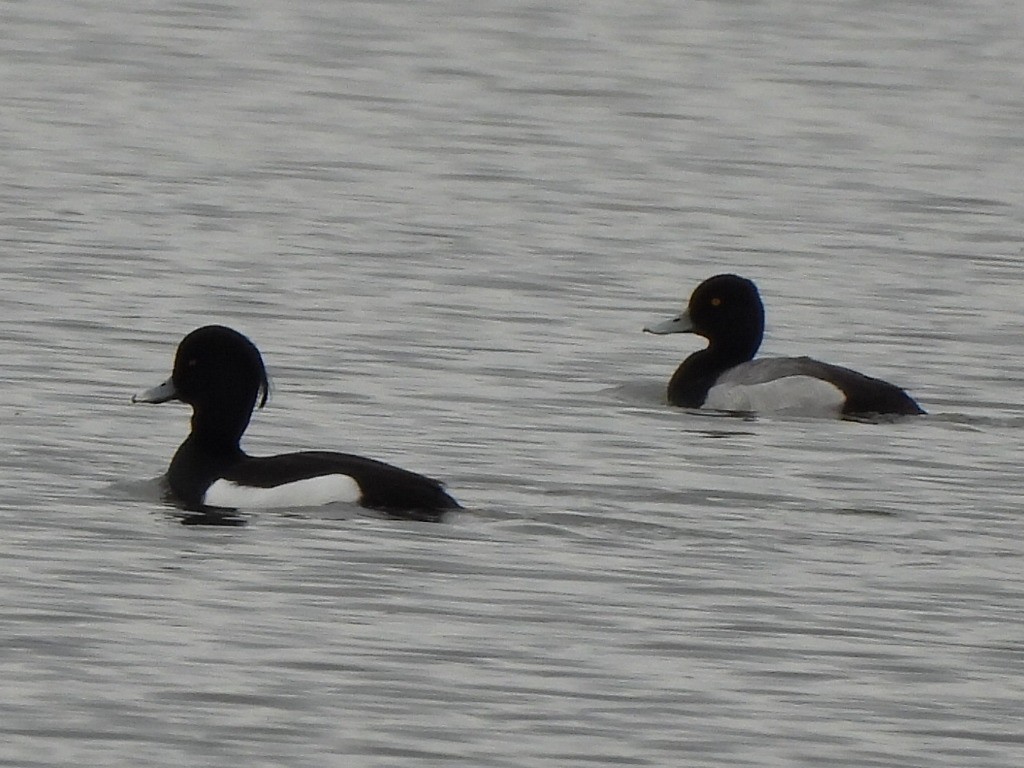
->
[
  {"left": 133, "top": 325, "right": 459, "bottom": 521},
  {"left": 644, "top": 274, "right": 925, "bottom": 418}
]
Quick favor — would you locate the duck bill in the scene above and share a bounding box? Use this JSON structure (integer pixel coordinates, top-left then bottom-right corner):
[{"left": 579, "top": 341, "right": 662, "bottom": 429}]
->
[
  {"left": 132, "top": 377, "right": 178, "bottom": 404},
  {"left": 643, "top": 310, "right": 695, "bottom": 335}
]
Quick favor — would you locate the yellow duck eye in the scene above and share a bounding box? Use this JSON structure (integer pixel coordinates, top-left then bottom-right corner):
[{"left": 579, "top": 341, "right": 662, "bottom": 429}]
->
[{"left": 710, "top": 297, "right": 722, "bottom": 307}]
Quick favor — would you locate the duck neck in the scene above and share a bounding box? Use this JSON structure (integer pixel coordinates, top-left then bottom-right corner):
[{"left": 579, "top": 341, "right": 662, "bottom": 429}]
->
[
  {"left": 167, "top": 432, "right": 246, "bottom": 510},
  {"left": 668, "top": 350, "right": 720, "bottom": 407},
  {"left": 668, "top": 333, "right": 761, "bottom": 408},
  {"left": 709, "top": 334, "right": 760, "bottom": 368},
  {"left": 188, "top": 398, "right": 255, "bottom": 450}
]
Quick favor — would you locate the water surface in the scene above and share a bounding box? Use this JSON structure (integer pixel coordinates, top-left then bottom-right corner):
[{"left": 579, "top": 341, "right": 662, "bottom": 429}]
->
[{"left": 2, "top": 1, "right": 1023, "bottom": 766}]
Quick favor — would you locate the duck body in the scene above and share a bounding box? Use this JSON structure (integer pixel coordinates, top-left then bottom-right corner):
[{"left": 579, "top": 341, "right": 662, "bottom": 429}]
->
[
  {"left": 135, "top": 325, "right": 458, "bottom": 520},
  {"left": 645, "top": 274, "right": 924, "bottom": 418}
]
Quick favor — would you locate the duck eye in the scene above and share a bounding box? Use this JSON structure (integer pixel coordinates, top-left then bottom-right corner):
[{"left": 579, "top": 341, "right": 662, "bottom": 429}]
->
[
  {"left": 187, "top": 358, "right": 198, "bottom": 368},
  {"left": 710, "top": 297, "right": 722, "bottom": 307}
]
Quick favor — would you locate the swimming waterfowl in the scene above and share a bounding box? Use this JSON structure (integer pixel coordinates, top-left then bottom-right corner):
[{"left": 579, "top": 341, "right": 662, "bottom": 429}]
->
[
  {"left": 644, "top": 274, "right": 924, "bottom": 417},
  {"left": 134, "top": 325, "right": 459, "bottom": 520}
]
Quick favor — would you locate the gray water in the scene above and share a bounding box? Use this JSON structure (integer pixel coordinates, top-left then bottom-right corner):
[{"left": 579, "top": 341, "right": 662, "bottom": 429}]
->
[{"left": 2, "top": 1, "right": 1023, "bottom": 766}]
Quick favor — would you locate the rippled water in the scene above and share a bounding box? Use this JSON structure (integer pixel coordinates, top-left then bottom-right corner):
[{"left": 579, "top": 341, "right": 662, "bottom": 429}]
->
[{"left": 2, "top": 1, "right": 1023, "bottom": 766}]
